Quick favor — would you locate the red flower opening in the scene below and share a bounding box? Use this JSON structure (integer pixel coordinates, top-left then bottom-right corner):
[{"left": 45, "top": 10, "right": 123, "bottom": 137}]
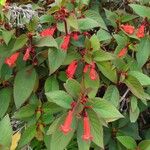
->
[
  {"left": 117, "top": 47, "right": 128, "bottom": 58},
  {"left": 120, "top": 24, "right": 135, "bottom": 34},
  {"left": 5, "top": 52, "right": 20, "bottom": 67},
  {"left": 60, "top": 110, "right": 74, "bottom": 134},
  {"left": 82, "top": 115, "right": 93, "bottom": 141},
  {"left": 136, "top": 25, "right": 145, "bottom": 38},
  {"left": 23, "top": 47, "right": 31, "bottom": 61},
  {"left": 66, "top": 60, "right": 78, "bottom": 78},
  {"left": 61, "top": 35, "right": 71, "bottom": 51},
  {"left": 40, "top": 26, "right": 56, "bottom": 37}
]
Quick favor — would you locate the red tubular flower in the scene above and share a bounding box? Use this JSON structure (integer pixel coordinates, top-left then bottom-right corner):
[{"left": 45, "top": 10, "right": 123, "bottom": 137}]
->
[
  {"left": 40, "top": 26, "right": 56, "bottom": 37},
  {"left": 83, "top": 64, "right": 90, "bottom": 73},
  {"left": 60, "top": 110, "right": 74, "bottom": 134},
  {"left": 61, "top": 35, "right": 71, "bottom": 51},
  {"left": 82, "top": 115, "right": 93, "bottom": 141},
  {"left": 66, "top": 60, "right": 78, "bottom": 78},
  {"left": 120, "top": 24, "right": 135, "bottom": 34},
  {"left": 83, "top": 62, "right": 97, "bottom": 80},
  {"left": 23, "top": 47, "right": 31, "bottom": 61},
  {"left": 136, "top": 25, "right": 145, "bottom": 38},
  {"left": 90, "top": 68, "right": 97, "bottom": 80},
  {"left": 5, "top": 52, "right": 20, "bottom": 67},
  {"left": 117, "top": 47, "right": 128, "bottom": 58}
]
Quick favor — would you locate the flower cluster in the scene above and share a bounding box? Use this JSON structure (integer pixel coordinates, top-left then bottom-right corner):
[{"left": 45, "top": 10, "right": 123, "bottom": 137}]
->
[
  {"left": 60, "top": 100, "right": 93, "bottom": 141},
  {"left": 120, "top": 22, "right": 146, "bottom": 38}
]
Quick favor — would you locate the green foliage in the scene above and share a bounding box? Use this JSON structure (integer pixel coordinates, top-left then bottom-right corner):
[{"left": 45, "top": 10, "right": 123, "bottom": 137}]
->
[{"left": 0, "top": 0, "right": 150, "bottom": 150}]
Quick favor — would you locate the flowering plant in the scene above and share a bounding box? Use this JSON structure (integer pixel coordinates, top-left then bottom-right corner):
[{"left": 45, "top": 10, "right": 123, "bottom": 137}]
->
[{"left": 0, "top": 0, "right": 150, "bottom": 150}]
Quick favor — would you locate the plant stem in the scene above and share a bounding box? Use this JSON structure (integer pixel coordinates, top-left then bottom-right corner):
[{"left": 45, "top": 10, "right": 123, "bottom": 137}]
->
[{"left": 64, "top": 20, "right": 68, "bottom": 35}]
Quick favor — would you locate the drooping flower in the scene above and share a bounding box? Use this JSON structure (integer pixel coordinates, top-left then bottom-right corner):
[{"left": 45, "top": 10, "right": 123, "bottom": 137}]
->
[
  {"left": 82, "top": 115, "right": 93, "bottom": 141},
  {"left": 5, "top": 52, "right": 20, "bottom": 67},
  {"left": 60, "top": 110, "right": 74, "bottom": 134},
  {"left": 61, "top": 35, "right": 71, "bottom": 51},
  {"left": 89, "top": 62, "right": 97, "bottom": 80},
  {"left": 66, "top": 60, "right": 78, "bottom": 78},
  {"left": 136, "top": 24, "right": 145, "bottom": 38},
  {"left": 83, "top": 64, "right": 90, "bottom": 73},
  {"left": 83, "top": 62, "right": 97, "bottom": 80},
  {"left": 90, "top": 68, "right": 97, "bottom": 80},
  {"left": 117, "top": 47, "right": 128, "bottom": 58},
  {"left": 40, "top": 26, "right": 56, "bottom": 37},
  {"left": 120, "top": 24, "right": 135, "bottom": 34},
  {"left": 23, "top": 47, "right": 31, "bottom": 61}
]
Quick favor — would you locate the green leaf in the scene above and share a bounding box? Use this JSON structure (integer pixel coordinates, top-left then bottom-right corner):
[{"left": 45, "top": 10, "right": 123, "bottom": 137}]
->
[
  {"left": 97, "top": 61, "right": 117, "bottom": 83},
  {"left": 47, "top": 117, "right": 62, "bottom": 135},
  {"left": 14, "top": 67, "right": 37, "bottom": 108},
  {"left": 97, "top": 29, "right": 112, "bottom": 41},
  {"left": 84, "top": 70, "right": 100, "bottom": 98},
  {"left": 130, "top": 105, "right": 140, "bottom": 123},
  {"left": 93, "top": 50, "right": 115, "bottom": 62},
  {"left": 45, "top": 90, "right": 73, "bottom": 109},
  {"left": 35, "top": 36, "right": 58, "bottom": 48},
  {"left": 14, "top": 104, "right": 37, "bottom": 119},
  {"left": 0, "top": 88, "right": 12, "bottom": 118},
  {"left": 63, "top": 49, "right": 81, "bottom": 65},
  {"left": 103, "top": 85, "right": 119, "bottom": 107},
  {"left": 44, "top": 75, "right": 59, "bottom": 93},
  {"left": 117, "top": 136, "right": 137, "bottom": 149},
  {"left": 130, "top": 96, "right": 140, "bottom": 123},
  {"left": 84, "top": 9, "right": 107, "bottom": 30},
  {"left": 0, "top": 115, "right": 12, "bottom": 148},
  {"left": 121, "top": 13, "right": 138, "bottom": 23},
  {"left": 67, "top": 14, "right": 79, "bottom": 30},
  {"left": 12, "top": 34, "right": 28, "bottom": 52},
  {"left": 39, "top": 14, "right": 54, "bottom": 24},
  {"left": 87, "top": 109, "right": 104, "bottom": 148},
  {"left": 129, "top": 4, "right": 150, "bottom": 19},
  {"left": 77, "top": 120, "right": 90, "bottom": 150},
  {"left": 130, "top": 96, "right": 138, "bottom": 112},
  {"left": 138, "top": 140, "right": 150, "bottom": 150},
  {"left": 78, "top": 18, "right": 99, "bottom": 30},
  {"left": 128, "top": 71, "right": 150, "bottom": 86},
  {"left": 43, "top": 102, "right": 63, "bottom": 115},
  {"left": 48, "top": 48, "right": 66, "bottom": 75},
  {"left": 91, "top": 98, "right": 123, "bottom": 121},
  {"left": 81, "top": 0, "right": 90, "bottom": 5},
  {"left": 123, "top": 75, "right": 147, "bottom": 100},
  {"left": 104, "top": 9, "right": 118, "bottom": 27},
  {"left": 2, "top": 30, "right": 14, "bottom": 45},
  {"left": 18, "top": 125, "right": 36, "bottom": 148},
  {"left": 90, "top": 34, "right": 100, "bottom": 51},
  {"left": 0, "top": 0, "right": 6, "bottom": 5},
  {"left": 64, "top": 79, "right": 81, "bottom": 99},
  {"left": 50, "top": 130, "right": 74, "bottom": 150},
  {"left": 136, "top": 38, "right": 150, "bottom": 67}
]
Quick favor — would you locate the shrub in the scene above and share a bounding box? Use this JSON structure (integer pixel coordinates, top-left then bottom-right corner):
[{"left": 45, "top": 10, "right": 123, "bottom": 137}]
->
[{"left": 0, "top": 0, "right": 150, "bottom": 150}]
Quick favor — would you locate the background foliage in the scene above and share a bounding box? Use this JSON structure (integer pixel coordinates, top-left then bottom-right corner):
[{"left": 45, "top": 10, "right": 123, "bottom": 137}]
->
[{"left": 0, "top": 0, "right": 150, "bottom": 150}]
